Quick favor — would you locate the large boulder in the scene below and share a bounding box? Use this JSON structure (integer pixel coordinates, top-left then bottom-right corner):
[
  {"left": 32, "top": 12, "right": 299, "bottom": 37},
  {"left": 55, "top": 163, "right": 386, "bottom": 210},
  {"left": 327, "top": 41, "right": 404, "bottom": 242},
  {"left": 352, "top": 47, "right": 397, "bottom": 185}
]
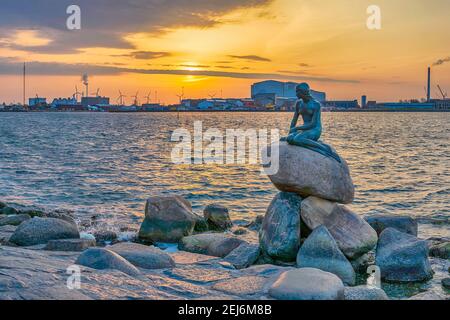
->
[
  {"left": 75, "top": 248, "right": 140, "bottom": 276},
  {"left": 108, "top": 242, "right": 175, "bottom": 269},
  {"left": 301, "top": 196, "right": 378, "bottom": 259},
  {"left": 296, "top": 226, "right": 355, "bottom": 285},
  {"left": 179, "top": 233, "right": 245, "bottom": 258},
  {"left": 343, "top": 286, "right": 389, "bottom": 300},
  {"left": 269, "top": 268, "right": 344, "bottom": 300},
  {"left": 259, "top": 192, "right": 302, "bottom": 262},
  {"left": 9, "top": 217, "right": 80, "bottom": 246},
  {"left": 0, "top": 214, "right": 31, "bottom": 226},
  {"left": 264, "top": 142, "right": 354, "bottom": 204},
  {"left": 138, "top": 195, "right": 197, "bottom": 243},
  {"left": 203, "top": 204, "right": 232, "bottom": 231},
  {"left": 376, "top": 228, "right": 433, "bottom": 282},
  {"left": 224, "top": 243, "right": 260, "bottom": 269},
  {"left": 365, "top": 215, "right": 418, "bottom": 236}
]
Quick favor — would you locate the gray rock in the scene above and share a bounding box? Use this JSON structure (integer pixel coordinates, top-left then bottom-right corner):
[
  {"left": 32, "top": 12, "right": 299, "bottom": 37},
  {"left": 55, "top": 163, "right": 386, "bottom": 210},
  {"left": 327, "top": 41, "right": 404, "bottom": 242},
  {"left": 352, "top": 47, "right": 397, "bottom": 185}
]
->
[
  {"left": 224, "top": 243, "right": 260, "bottom": 269},
  {"left": 350, "top": 251, "right": 375, "bottom": 273},
  {"left": 108, "top": 242, "right": 175, "bottom": 269},
  {"left": 296, "top": 226, "right": 356, "bottom": 285},
  {"left": 365, "top": 215, "right": 418, "bottom": 236},
  {"left": 44, "top": 210, "right": 77, "bottom": 227},
  {"left": 0, "top": 214, "right": 31, "bottom": 226},
  {"left": 0, "top": 201, "right": 6, "bottom": 209},
  {"left": 232, "top": 227, "right": 248, "bottom": 235},
  {"left": 246, "top": 215, "right": 264, "bottom": 231},
  {"left": 207, "top": 237, "right": 245, "bottom": 258},
  {"left": 259, "top": 192, "right": 302, "bottom": 262},
  {"left": 301, "top": 196, "right": 378, "bottom": 259},
  {"left": 408, "top": 291, "right": 447, "bottom": 300},
  {"left": 376, "top": 228, "right": 433, "bottom": 282},
  {"left": 138, "top": 195, "right": 197, "bottom": 243},
  {"left": 203, "top": 204, "right": 232, "bottom": 231},
  {"left": 1, "top": 206, "right": 19, "bottom": 215},
  {"left": 0, "top": 225, "right": 16, "bottom": 244},
  {"left": 9, "top": 217, "right": 80, "bottom": 246},
  {"left": 442, "top": 278, "right": 450, "bottom": 289},
  {"left": 264, "top": 142, "right": 354, "bottom": 204},
  {"left": 193, "top": 214, "right": 209, "bottom": 233},
  {"left": 44, "top": 238, "right": 96, "bottom": 251},
  {"left": 93, "top": 230, "right": 118, "bottom": 244},
  {"left": 269, "top": 268, "right": 344, "bottom": 300},
  {"left": 429, "top": 242, "right": 450, "bottom": 259},
  {"left": 179, "top": 233, "right": 245, "bottom": 258},
  {"left": 343, "top": 286, "right": 389, "bottom": 300},
  {"left": 75, "top": 248, "right": 140, "bottom": 276}
]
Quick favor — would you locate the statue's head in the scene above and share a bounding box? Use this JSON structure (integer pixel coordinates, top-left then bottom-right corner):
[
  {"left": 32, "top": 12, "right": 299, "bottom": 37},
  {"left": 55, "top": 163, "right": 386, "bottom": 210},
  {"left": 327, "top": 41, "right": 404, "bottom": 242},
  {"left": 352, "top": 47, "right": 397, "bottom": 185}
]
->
[{"left": 296, "top": 83, "right": 312, "bottom": 100}]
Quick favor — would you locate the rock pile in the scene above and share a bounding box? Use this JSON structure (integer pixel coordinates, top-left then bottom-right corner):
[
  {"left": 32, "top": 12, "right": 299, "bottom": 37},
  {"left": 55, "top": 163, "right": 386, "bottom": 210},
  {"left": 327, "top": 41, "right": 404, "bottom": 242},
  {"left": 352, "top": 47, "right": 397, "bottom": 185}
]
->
[{"left": 258, "top": 141, "right": 434, "bottom": 299}]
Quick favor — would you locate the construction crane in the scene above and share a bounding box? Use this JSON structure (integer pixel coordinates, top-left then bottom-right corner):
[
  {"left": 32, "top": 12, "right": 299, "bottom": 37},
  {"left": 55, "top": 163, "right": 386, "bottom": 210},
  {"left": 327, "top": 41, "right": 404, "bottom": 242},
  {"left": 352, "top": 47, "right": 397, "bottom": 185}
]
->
[
  {"left": 437, "top": 85, "right": 448, "bottom": 100},
  {"left": 145, "top": 91, "right": 152, "bottom": 104}
]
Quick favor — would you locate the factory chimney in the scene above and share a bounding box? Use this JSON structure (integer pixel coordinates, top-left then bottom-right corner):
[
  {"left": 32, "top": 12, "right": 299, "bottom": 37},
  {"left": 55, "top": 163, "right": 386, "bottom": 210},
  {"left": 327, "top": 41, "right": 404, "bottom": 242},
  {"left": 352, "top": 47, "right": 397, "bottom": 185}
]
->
[{"left": 427, "top": 67, "right": 431, "bottom": 102}]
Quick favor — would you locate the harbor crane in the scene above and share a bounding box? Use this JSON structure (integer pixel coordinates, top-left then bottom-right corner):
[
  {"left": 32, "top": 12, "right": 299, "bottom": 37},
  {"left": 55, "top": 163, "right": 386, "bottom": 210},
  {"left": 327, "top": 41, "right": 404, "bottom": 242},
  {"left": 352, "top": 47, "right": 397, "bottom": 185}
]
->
[
  {"left": 437, "top": 85, "right": 448, "bottom": 99},
  {"left": 145, "top": 91, "right": 152, "bottom": 104},
  {"left": 73, "top": 86, "right": 82, "bottom": 102}
]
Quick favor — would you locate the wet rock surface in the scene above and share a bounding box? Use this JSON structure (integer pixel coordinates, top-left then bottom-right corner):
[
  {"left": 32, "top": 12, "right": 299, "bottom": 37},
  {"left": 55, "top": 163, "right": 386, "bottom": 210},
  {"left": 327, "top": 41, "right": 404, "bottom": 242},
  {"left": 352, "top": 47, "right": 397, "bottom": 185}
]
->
[
  {"left": 365, "top": 215, "right": 418, "bottom": 237},
  {"left": 259, "top": 192, "right": 302, "bottom": 262},
  {"left": 376, "top": 228, "right": 433, "bottom": 283},
  {"left": 138, "top": 196, "right": 197, "bottom": 243},
  {"left": 296, "top": 226, "right": 355, "bottom": 285}
]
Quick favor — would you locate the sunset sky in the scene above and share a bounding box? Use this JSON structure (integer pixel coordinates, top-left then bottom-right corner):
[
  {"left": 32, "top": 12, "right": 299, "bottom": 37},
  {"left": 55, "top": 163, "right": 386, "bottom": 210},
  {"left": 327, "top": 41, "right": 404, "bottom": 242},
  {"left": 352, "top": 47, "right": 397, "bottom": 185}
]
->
[{"left": 0, "top": 0, "right": 449, "bottom": 104}]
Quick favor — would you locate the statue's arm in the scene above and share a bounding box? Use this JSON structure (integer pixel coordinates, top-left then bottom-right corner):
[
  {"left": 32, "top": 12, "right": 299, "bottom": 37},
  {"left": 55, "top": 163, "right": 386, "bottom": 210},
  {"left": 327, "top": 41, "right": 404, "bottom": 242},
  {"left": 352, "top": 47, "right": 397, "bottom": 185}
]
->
[{"left": 289, "top": 101, "right": 301, "bottom": 130}]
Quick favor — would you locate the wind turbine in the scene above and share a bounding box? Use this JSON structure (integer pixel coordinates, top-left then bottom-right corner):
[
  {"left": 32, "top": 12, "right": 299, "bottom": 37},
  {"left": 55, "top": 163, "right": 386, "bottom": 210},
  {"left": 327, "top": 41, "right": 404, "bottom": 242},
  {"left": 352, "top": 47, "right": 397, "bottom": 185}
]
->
[
  {"left": 132, "top": 91, "right": 140, "bottom": 106},
  {"left": 117, "top": 90, "right": 126, "bottom": 106},
  {"left": 176, "top": 87, "right": 185, "bottom": 104}
]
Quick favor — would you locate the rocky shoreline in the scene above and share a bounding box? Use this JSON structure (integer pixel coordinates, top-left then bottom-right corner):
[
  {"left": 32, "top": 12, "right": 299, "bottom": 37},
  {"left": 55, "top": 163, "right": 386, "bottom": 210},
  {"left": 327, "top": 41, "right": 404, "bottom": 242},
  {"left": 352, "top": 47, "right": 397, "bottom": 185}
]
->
[{"left": 0, "top": 142, "right": 449, "bottom": 300}]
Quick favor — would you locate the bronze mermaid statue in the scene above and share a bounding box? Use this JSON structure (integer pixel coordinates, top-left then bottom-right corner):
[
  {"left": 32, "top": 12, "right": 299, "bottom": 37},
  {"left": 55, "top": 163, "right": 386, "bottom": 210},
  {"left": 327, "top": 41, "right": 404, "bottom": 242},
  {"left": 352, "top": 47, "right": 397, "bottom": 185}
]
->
[{"left": 280, "top": 83, "right": 341, "bottom": 163}]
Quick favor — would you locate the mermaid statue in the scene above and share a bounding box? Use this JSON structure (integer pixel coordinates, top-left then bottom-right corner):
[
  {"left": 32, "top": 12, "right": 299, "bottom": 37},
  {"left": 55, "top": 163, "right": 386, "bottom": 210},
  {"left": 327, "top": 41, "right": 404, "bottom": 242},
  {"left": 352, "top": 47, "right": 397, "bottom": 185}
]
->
[{"left": 280, "top": 83, "right": 341, "bottom": 163}]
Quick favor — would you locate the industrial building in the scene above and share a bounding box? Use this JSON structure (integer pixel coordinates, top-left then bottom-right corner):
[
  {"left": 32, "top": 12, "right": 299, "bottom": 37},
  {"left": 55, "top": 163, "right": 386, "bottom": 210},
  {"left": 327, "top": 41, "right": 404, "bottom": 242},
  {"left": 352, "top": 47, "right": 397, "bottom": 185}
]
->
[
  {"left": 251, "top": 80, "right": 326, "bottom": 102},
  {"left": 29, "top": 97, "right": 47, "bottom": 106},
  {"left": 81, "top": 96, "right": 110, "bottom": 108}
]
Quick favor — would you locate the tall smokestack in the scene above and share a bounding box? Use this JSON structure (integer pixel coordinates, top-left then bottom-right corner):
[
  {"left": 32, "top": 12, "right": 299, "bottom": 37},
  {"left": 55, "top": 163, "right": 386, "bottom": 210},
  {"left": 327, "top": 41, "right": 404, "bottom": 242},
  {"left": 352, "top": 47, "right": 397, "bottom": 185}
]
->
[{"left": 427, "top": 67, "right": 431, "bottom": 102}]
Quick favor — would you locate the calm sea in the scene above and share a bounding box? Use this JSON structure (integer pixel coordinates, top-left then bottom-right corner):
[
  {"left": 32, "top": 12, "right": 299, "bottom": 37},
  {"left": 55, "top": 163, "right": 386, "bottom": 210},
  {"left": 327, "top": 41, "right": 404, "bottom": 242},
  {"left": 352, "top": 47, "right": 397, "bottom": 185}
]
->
[{"left": 0, "top": 112, "right": 448, "bottom": 239}]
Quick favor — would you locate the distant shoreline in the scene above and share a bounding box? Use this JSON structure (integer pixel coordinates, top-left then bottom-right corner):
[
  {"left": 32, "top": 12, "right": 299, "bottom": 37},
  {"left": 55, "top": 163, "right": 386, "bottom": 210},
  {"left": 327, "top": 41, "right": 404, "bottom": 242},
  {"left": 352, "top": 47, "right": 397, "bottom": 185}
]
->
[{"left": 1, "top": 109, "right": 449, "bottom": 113}]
